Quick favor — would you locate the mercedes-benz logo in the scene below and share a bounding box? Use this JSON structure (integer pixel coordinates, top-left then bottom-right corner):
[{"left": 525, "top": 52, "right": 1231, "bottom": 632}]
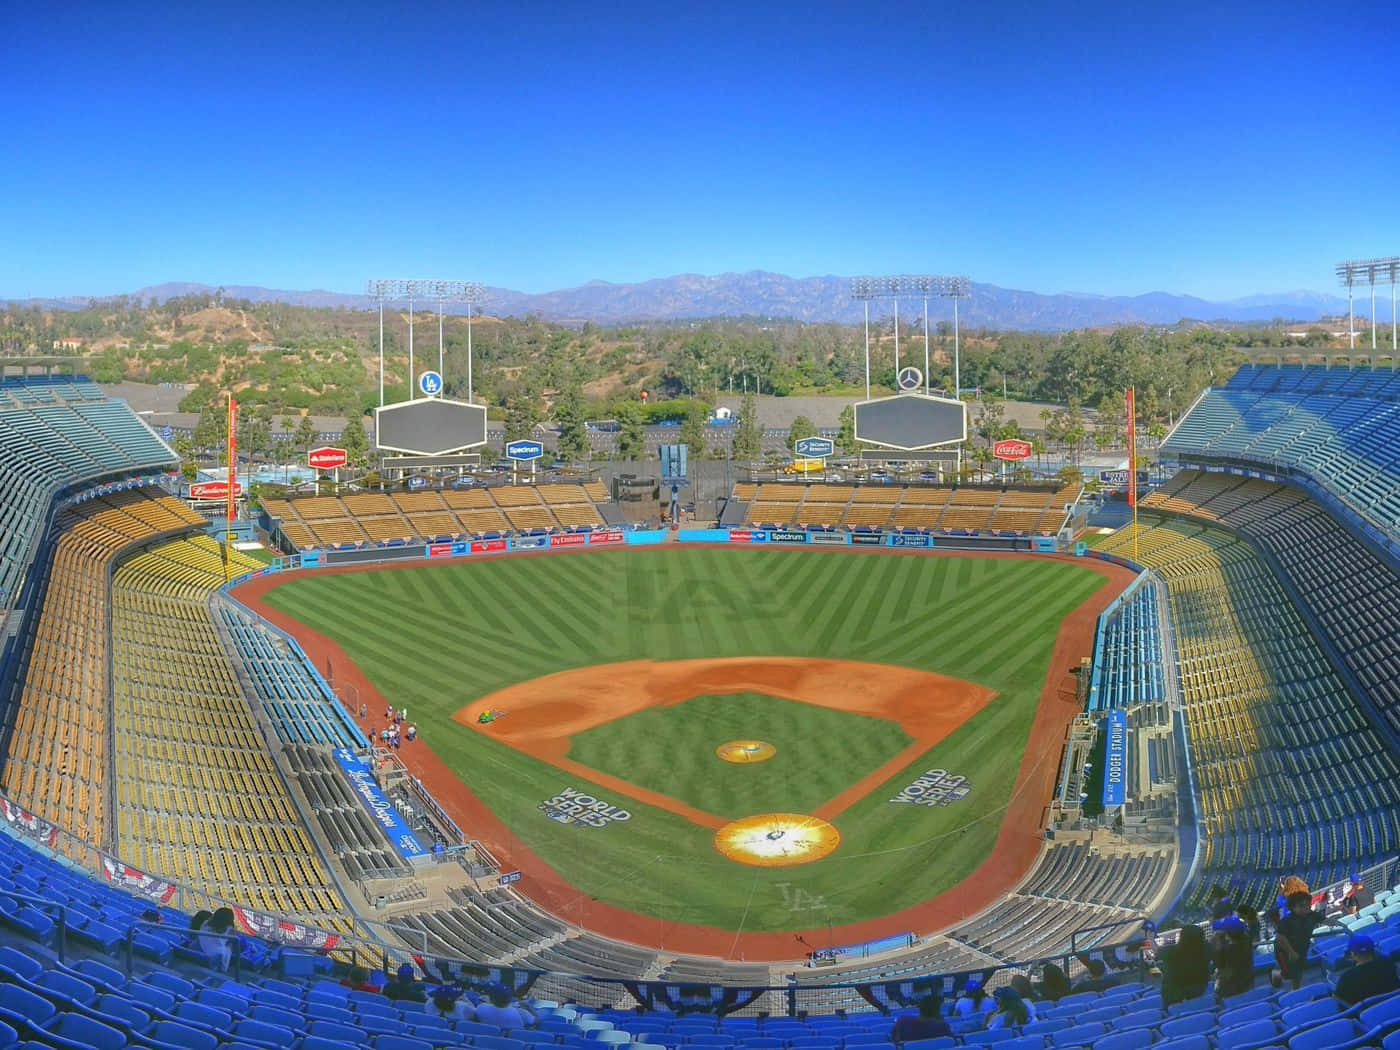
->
[{"left": 897, "top": 366, "right": 923, "bottom": 392}]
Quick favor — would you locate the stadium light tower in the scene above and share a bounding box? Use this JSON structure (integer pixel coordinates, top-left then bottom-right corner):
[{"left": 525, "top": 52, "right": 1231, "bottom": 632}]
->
[
  {"left": 367, "top": 279, "right": 487, "bottom": 405},
  {"left": 1336, "top": 257, "right": 1400, "bottom": 355},
  {"left": 850, "top": 275, "right": 972, "bottom": 398}
]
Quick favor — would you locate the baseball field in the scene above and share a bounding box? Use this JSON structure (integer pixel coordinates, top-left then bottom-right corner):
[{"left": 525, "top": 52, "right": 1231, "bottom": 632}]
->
[{"left": 247, "top": 546, "right": 1119, "bottom": 949}]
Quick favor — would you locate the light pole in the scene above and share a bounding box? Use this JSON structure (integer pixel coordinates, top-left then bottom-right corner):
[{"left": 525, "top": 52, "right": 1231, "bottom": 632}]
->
[
  {"left": 367, "top": 279, "right": 486, "bottom": 401},
  {"left": 850, "top": 276, "right": 971, "bottom": 397}
]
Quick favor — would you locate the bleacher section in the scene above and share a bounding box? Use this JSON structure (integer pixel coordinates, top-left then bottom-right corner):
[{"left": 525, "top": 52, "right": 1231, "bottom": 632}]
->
[
  {"left": 743, "top": 482, "right": 1081, "bottom": 534},
  {"left": 1144, "top": 468, "right": 1400, "bottom": 740},
  {"left": 263, "top": 482, "right": 611, "bottom": 551},
  {"left": 0, "top": 489, "right": 205, "bottom": 849},
  {"left": 216, "top": 603, "right": 366, "bottom": 748},
  {"left": 0, "top": 376, "right": 174, "bottom": 610},
  {"left": 1164, "top": 362, "right": 1400, "bottom": 536},
  {"left": 1098, "top": 515, "right": 1400, "bottom": 906},
  {"left": 110, "top": 536, "right": 345, "bottom": 920},
  {"left": 1087, "top": 579, "right": 1166, "bottom": 711}
]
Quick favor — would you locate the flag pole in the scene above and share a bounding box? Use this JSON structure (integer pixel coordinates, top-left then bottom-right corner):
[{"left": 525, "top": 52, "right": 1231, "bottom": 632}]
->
[
  {"left": 1126, "top": 386, "right": 1138, "bottom": 564},
  {"left": 225, "top": 392, "right": 237, "bottom": 583}
]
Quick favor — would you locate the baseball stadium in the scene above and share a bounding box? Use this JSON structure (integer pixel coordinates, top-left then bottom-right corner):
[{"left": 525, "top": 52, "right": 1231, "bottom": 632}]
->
[{"left": 0, "top": 357, "right": 1398, "bottom": 1050}]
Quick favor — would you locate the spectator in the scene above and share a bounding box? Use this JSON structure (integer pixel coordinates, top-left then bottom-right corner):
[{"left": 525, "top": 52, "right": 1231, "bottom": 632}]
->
[
  {"left": 1342, "top": 873, "right": 1374, "bottom": 916},
  {"left": 1334, "top": 935, "right": 1400, "bottom": 1005},
  {"left": 1272, "top": 889, "right": 1342, "bottom": 990},
  {"left": 1009, "top": 974, "right": 1036, "bottom": 1002},
  {"left": 1236, "top": 904, "right": 1261, "bottom": 944},
  {"left": 383, "top": 962, "right": 427, "bottom": 1003},
  {"left": 1034, "top": 962, "right": 1071, "bottom": 1001},
  {"left": 1209, "top": 885, "right": 1234, "bottom": 921},
  {"left": 1160, "top": 924, "right": 1210, "bottom": 1006},
  {"left": 986, "top": 986, "right": 1036, "bottom": 1030},
  {"left": 473, "top": 982, "right": 536, "bottom": 1029},
  {"left": 890, "top": 996, "right": 951, "bottom": 1043},
  {"left": 1211, "top": 915, "right": 1254, "bottom": 1000},
  {"left": 430, "top": 988, "right": 476, "bottom": 1022},
  {"left": 951, "top": 979, "right": 993, "bottom": 1019},
  {"left": 406, "top": 723, "right": 417, "bottom": 742},
  {"left": 341, "top": 966, "right": 382, "bottom": 993},
  {"left": 359, "top": 702, "right": 367, "bottom": 719},
  {"left": 1072, "top": 957, "right": 1119, "bottom": 993},
  {"left": 197, "top": 908, "right": 236, "bottom": 972}
]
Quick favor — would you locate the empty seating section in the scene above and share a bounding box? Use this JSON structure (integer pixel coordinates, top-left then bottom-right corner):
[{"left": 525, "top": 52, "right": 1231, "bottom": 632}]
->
[
  {"left": 1098, "top": 515, "right": 1400, "bottom": 906},
  {"left": 396, "top": 891, "right": 569, "bottom": 963},
  {"left": 2, "top": 489, "right": 202, "bottom": 849},
  {"left": 1165, "top": 363, "right": 1400, "bottom": 534},
  {"left": 1144, "top": 468, "right": 1400, "bottom": 739},
  {"left": 281, "top": 744, "right": 409, "bottom": 882},
  {"left": 0, "top": 376, "right": 174, "bottom": 609},
  {"left": 216, "top": 603, "right": 366, "bottom": 748},
  {"left": 745, "top": 481, "right": 1081, "bottom": 533},
  {"left": 265, "top": 483, "right": 612, "bottom": 549},
  {"left": 110, "top": 535, "right": 344, "bottom": 918},
  {"left": 1088, "top": 581, "right": 1166, "bottom": 710}
]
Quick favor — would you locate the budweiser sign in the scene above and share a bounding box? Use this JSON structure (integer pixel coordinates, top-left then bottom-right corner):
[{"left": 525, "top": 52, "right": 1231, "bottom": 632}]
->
[
  {"left": 308, "top": 446, "right": 348, "bottom": 470},
  {"left": 992, "top": 439, "right": 1032, "bottom": 461},
  {"left": 189, "top": 481, "right": 241, "bottom": 500}
]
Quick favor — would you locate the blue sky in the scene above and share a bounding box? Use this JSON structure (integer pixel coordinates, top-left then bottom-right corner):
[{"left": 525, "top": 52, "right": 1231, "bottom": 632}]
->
[{"left": 3, "top": 1, "right": 1397, "bottom": 300}]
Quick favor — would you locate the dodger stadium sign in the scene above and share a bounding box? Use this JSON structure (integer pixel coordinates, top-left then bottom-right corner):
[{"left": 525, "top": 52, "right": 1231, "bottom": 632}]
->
[
  {"left": 539, "top": 787, "right": 632, "bottom": 829},
  {"left": 890, "top": 768, "right": 971, "bottom": 807}
]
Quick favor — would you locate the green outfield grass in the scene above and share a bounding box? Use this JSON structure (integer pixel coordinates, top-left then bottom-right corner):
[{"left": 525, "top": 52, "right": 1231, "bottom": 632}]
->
[
  {"left": 566, "top": 691, "right": 912, "bottom": 820},
  {"left": 261, "top": 547, "right": 1105, "bottom": 932}
]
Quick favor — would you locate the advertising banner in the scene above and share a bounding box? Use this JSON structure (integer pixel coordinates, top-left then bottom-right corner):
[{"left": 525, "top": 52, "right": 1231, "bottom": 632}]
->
[
  {"left": 299, "top": 552, "right": 322, "bottom": 568},
  {"left": 992, "top": 439, "right": 1032, "bottom": 461},
  {"left": 625, "top": 530, "right": 669, "bottom": 545},
  {"left": 588, "top": 530, "right": 626, "bottom": 546},
  {"left": 470, "top": 539, "right": 507, "bottom": 554},
  {"left": 331, "top": 748, "right": 430, "bottom": 860},
  {"left": 549, "top": 533, "right": 587, "bottom": 548},
  {"left": 100, "top": 855, "right": 177, "bottom": 904},
  {"left": 307, "top": 446, "right": 348, "bottom": 470},
  {"left": 1033, "top": 536, "right": 1058, "bottom": 553},
  {"left": 510, "top": 536, "right": 548, "bottom": 550},
  {"left": 807, "top": 532, "right": 849, "bottom": 545},
  {"left": 886, "top": 534, "right": 929, "bottom": 548},
  {"left": 450, "top": 541, "right": 471, "bottom": 556},
  {"left": 427, "top": 542, "right": 453, "bottom": 557},
  {"left": 767, "top": 530, "right": 807, "bottom": 544},
  {"left": 850, "top": 533, "right": 884, "bottom": 546},
  {"left": 1102, "top": 709, "right": 1128, "bottom": 808}
]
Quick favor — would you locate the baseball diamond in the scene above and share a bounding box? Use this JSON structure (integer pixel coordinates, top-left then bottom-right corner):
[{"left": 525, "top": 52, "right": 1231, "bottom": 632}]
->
[{"left": 240, "top": 544, "right": 1131, "bottom": 956}]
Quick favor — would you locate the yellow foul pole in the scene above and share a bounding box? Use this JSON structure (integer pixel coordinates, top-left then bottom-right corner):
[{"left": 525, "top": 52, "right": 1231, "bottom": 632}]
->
[
  {"left": 1126, "top": 386, "right": 1138, "bottom": 564},
  {"left": 225, "top": 392, "right": 237, "bottom": 583}
]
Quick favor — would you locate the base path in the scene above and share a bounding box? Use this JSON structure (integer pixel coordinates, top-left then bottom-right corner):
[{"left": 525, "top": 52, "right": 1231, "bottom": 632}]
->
[
  {"left": 459, "top": 657, "right": 995, "bottom": 828},
  {"left": 234, "top": 545, "right": 1135, "bottom": 962}
]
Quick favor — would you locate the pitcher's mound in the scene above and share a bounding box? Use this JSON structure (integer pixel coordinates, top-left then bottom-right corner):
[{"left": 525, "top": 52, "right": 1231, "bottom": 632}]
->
[{"left": 716, "top": 740, "right": 776, "bottom": 764}]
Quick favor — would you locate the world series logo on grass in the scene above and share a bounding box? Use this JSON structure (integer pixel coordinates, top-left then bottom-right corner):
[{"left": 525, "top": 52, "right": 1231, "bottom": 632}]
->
[
  {"left": 539, "top": 786, "right": 632, "bottom": 829},
  {"left": 889, "top": 768, "right": 971, "bottom": 807}
]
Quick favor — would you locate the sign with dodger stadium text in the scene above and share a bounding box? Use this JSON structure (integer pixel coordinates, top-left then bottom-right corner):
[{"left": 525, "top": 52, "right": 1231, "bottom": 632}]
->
[
  {"left": 539, "top": 786, "right": 631, "bottom": 829},
  {"left": 890, "top": 768, "right": 971, "bottom": 807}
]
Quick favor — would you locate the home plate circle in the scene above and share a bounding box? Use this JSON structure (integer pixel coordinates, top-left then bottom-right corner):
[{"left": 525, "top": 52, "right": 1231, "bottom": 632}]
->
[
  {"left": 715, "top": 740, "right": 776, "bottom": 764},
  {"left": 713, "top": 813, "right": 840, "bottom": 867}
]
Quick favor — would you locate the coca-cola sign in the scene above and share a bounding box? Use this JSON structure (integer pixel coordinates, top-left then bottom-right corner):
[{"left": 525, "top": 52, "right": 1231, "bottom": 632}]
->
[{"left": 992, "top": 439, "right": 1032, "bottom": 461}]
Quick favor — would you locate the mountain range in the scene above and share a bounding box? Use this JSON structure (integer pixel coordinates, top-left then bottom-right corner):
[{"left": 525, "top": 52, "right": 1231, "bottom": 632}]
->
[{"left": 8, "top": 272, "right": 1381, "bottom": 330}]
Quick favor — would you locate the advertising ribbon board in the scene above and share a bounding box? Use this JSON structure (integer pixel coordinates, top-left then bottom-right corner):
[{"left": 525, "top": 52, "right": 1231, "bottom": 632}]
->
[
  {"left": 588, "top": 530, "right": 625, "bottom": 545},
  {"left": 511, "top": 536, "right": 549, "bottom": 550},
  {"left": 470, "top": 539, "right": 507, "bottom": 554},
  {"left": 886, "top": 534, "right": 929, "bottom": 548},
  {"left": 850, "top": 533, "right": 884, "bottom": 545},
  {"left": 331, "top": 748, "right": 430, "bottom": 860},
  {"left": 767, "top": 530, "right": 807, "bottom": 544},
  {"left": 549, "top": 533, "right": 587, "bottom": 548}
]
